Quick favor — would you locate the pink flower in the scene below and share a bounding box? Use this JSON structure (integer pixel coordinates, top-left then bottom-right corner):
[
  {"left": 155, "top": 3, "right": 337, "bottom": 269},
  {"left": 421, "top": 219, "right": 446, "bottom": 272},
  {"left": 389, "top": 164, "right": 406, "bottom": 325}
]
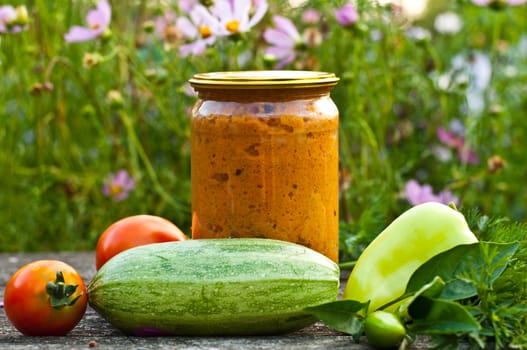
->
[
  {"left": 404, "top": 180, "right": 459, "bottom": 206},
  {"left": 211, "top": 0, "right": 268, "bottom": 36},
  {"left": 178, "top": 0, "right": 199, "bottom": 12},
  {"left": 302, "top": 9, "right": 321, "bottom": 24},
  {"left": 174, "top": 0, "right": 267, "bottom": 56},
  {"left": 437, "top": 126, "right": 479, "bottom": 165},
  {"left": 458, "top": 147, "right": 480, "bottom": 165},
  {"left": 263, "top": 15, "right": 302, "bottom": 68},
  {"left": 0, "top": 6, "right": 17, "bottom": 33},
  {"left": 182, "top": 82, "right": 198, "bottom": 97},
  {"left": 154, "top": 9, "right": 177, "bottom": 39},
  {"left": 437, "top": 127, "right": 464, "bottom": 149},
  {"left": 471, "top": 0, "right": 526, "bottom": 6},
  {"left": 176, "top": 5, "right": 220, "bottom": 57},
  {"left": 64, "top": 0, "right": 111, "bottom": 43},
  {"left": 335, "top": 3, "right": 359, "bottom": 27},
  {"left": 102, "top": 169, "right": 136, "bottom": 202},
  {"left": 0, "top": 5, "right": 28, "bottom": 33},
  {"left": 153, "top": 9, "right": 184, "bottom": 50}
]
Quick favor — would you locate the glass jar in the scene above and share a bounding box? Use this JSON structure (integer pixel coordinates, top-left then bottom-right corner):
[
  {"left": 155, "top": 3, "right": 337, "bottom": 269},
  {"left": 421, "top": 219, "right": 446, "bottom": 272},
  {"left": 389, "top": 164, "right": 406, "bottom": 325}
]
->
[{"left": 189, "top": 70, "right": 340, "bottom": 262}]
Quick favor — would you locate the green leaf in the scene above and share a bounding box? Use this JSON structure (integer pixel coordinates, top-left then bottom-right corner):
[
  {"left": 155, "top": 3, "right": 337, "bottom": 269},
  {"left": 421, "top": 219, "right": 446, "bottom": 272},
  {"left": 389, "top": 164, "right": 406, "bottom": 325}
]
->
[
  {"left": 480, "top": 241, "right": 520, "bottom": 286},
  {"left": 408, "top": 296, "right": 481, "bottom": 335},
  {"left": 406, "top": 243, "right": 479, "bottom": 300},
  {"left": 406, "top": 242, "right": 519, "bottom": 301},
  {"left": 305, "top": 300, "right": 369, "bottom": 341},
  {"left": 396, "top": 276, "right": 446, "bottom": 316}
]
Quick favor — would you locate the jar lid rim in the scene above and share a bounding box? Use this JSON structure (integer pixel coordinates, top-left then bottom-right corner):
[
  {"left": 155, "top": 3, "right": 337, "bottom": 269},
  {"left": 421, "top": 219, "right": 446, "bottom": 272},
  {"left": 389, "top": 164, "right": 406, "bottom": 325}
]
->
[{"left": 189, "top": 70, "right": 339, "bottom": 89}]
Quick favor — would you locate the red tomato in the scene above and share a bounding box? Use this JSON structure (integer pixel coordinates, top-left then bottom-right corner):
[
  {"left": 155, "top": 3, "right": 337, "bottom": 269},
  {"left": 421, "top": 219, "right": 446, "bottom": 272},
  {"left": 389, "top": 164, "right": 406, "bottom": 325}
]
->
[
  {"left": 3, "top": 260, "right": 87, "bottom": 336},
  {"left": 96, "top": 214, "right": 187, "bottom": 269}
]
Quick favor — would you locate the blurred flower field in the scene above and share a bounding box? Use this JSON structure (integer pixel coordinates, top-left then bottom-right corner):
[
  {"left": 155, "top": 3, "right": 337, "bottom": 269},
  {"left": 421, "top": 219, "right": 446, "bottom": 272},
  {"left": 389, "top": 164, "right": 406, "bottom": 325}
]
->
[{"left": 0, "top": 0, "right": 526, "bottom": 257}]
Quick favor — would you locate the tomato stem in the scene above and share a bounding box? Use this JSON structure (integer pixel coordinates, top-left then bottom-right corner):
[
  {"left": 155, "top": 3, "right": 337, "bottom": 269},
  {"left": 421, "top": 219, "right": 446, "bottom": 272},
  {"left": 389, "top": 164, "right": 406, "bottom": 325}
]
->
[{"left": 46, "top": 271, "right": 82, "bottom": 308}]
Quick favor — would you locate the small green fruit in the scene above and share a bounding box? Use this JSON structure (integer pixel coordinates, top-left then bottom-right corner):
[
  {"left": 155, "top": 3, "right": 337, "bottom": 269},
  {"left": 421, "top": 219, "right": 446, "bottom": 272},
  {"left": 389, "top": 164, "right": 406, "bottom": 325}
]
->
[{"left": 364, "top": 311, "right": 406, "bottom": 349}]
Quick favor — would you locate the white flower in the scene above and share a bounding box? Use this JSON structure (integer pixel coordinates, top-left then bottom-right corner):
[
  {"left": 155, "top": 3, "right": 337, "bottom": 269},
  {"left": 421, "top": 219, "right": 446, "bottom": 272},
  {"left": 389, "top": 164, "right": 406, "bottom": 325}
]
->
[
  {"left": 451, "top": 51, "right": 492, "bottom": 114},
  {"left": 176, "top": 5, "right": 220, "bottom": 57},
  {"left": 405, "top": 26, "right": 431, "bottom": 42},
  {"left": 211, "top": 0, "right": 268, "bottom": 36},
  {"left": 452, "top": 52, "right": 492, "bottom": 91},
  {"left": 434, "top": 11, "right": 463, "bottom": 35}
]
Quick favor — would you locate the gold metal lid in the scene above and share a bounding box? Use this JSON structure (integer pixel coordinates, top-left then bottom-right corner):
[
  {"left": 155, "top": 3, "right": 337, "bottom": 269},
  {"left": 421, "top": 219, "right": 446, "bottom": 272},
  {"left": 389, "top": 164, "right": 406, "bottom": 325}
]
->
[{"left": 189, "top": 70, "right": 339, "bottom": 89}]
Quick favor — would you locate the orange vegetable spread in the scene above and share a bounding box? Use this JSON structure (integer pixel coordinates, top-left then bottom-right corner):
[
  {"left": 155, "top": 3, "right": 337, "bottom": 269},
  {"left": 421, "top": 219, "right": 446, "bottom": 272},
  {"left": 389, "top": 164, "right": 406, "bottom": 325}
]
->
[{"left": 189, "top": 71, "right": 339, "bottom": 262}]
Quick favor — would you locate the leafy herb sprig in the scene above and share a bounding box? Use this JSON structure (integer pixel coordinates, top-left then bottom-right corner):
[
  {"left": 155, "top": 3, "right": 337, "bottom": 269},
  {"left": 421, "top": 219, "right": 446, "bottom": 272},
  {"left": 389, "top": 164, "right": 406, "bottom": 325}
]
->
[{"left": 307, "top": 212, "right": 527, "bottom": 349}]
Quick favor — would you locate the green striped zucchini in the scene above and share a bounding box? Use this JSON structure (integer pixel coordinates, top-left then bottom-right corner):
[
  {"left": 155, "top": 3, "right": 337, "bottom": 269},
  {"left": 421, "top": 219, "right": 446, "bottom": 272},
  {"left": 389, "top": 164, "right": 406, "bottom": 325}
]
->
[{"left": 87, "top": 238, "right": 340, "bottom": 336}]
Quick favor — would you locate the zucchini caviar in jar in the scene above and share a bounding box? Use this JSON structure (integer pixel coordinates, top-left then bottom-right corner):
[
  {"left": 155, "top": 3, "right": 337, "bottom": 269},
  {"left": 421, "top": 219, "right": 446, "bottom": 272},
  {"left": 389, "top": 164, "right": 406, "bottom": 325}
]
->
[{"left": 189, "top": 71, "right": 340, "bottom": 262}]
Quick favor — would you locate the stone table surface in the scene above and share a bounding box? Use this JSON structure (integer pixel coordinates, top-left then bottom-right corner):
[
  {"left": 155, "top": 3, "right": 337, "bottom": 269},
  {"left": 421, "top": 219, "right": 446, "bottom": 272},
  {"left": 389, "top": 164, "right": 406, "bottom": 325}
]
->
[{"left": 0, "top": 252, "right": 431, "bottom": 350}]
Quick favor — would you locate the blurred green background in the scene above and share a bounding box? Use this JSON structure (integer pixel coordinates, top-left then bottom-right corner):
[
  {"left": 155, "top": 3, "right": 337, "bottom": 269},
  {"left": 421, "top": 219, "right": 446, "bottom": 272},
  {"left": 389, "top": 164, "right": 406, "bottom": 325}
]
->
[{"left": 0, "top": 0, "right": 526, "bottom": 258}]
